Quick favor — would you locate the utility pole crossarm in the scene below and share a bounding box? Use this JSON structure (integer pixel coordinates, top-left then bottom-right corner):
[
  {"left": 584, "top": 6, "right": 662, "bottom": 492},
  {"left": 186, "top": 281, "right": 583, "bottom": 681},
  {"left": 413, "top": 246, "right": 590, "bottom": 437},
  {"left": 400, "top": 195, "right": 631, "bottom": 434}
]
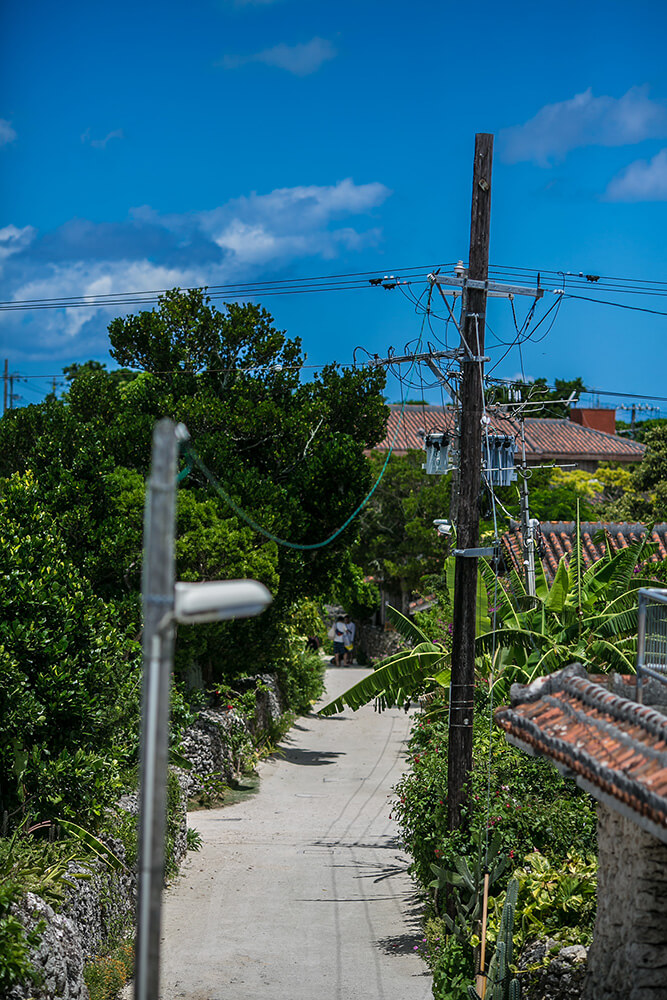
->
[{"left": 428, "top": 274, "right": 544, "bottom": 299}]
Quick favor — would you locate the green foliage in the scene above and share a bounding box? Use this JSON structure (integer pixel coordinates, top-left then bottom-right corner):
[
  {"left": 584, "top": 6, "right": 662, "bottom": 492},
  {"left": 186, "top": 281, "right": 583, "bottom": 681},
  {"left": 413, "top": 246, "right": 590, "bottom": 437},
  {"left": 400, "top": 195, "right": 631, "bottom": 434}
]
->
[
  {"left": 392, "top": 706, "right": 596, "bottom": 897},
  {"left": 83, "top": 938, "right": 134, "bottom": 1000},
  {"left": 489, "top": 852, "right": 597, "bottom": 952},
  {"left": 0, "top": 473, "right": 142, "bottom": 829},
  {"left": 392, "top": 706, "right": 596, "bottom": 999},
  {"left": 186, "top": 828, "right": 203, "bottom": 852},
  {"left": 468, "top": 879, "right": 522, "bottom": 1000},
  {"left": 0, "top": 291, "right": 388, "bottom": 694},
  {"left": 0, "top": 881, "right": 42, "bottom": 994},
  {"left": 275, "top": 648, "right": 326, "bottom": 716},
  {"left": 351, "top": 449, "right": 452, "bottom": 610},
  {"left": 476, "top": 529, "right": 664, "bottom": 698}
]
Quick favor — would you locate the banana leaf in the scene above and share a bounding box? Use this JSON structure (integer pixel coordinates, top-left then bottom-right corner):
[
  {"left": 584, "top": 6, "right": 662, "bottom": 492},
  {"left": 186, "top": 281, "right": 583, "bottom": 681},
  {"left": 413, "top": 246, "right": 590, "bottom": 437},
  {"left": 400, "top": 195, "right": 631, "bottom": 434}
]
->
[
  {"left": 318, "top": 642, "right": 447, "bottom": 716},
  {"left": 385, "top": 604, "right": 431, "bottom": 646}
]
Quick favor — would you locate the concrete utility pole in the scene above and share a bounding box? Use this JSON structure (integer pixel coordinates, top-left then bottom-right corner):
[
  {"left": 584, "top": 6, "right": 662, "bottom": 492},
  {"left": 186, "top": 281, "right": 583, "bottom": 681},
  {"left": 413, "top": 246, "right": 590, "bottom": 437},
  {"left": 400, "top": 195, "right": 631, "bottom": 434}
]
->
[
  {"left": 519, "top": 420, "right": 537, "bottom": 600},
  {"left": 447, "top": 133, "right": 493, "bottom": 832},
  {"left": 135, "top": 418, "right": 179, "bottom": 1000}
]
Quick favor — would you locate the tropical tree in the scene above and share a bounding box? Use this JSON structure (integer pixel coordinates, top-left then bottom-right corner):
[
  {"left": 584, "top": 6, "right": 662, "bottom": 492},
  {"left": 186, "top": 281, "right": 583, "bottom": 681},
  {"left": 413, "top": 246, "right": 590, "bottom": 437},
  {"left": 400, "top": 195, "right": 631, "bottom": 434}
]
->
[
  {"left": 351, "top": 449, "right": 453, "bottom": 614},
  {"left": 0, "top": 290, "right": 389, "bottom": 687}
]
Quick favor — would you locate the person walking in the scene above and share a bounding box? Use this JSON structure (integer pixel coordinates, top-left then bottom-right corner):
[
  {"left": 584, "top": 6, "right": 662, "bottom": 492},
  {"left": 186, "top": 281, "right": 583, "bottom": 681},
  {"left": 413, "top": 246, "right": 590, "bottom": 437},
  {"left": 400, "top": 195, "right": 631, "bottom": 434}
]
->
[
  {"left": 343, "top": 615, "right": 356, "bottom": 665},
  {"left": 331, "top": 615, "right": 347, "bottom": 666}
]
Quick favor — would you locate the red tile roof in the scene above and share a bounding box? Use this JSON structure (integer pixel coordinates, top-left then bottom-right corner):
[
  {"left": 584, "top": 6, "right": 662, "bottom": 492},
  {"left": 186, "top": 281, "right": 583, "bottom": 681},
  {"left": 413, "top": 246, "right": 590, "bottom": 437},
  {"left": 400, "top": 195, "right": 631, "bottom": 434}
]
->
[
  {"left": 502, "top": 521, "right": 667, "bottom": 583},
  {"left": 495, "top": 664, "right": 667, "bottom": 842},
  {"left": 377, "top": 405, "right": 645, "bottom": 465}
]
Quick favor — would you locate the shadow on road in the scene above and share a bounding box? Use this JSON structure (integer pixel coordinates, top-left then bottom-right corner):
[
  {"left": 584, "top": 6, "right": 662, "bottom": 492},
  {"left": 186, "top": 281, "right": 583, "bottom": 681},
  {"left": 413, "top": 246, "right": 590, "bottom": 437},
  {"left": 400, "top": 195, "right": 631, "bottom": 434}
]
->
[{"left": 277, "top": 746, "right": 345, "bottom": 766}]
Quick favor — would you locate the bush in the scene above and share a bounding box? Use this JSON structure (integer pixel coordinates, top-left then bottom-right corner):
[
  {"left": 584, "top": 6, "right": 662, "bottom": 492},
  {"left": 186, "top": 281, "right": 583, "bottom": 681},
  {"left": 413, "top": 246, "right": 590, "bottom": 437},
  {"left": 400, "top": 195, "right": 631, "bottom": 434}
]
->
[
  {"left": 84, "top": 939, "right": 134, "bottom": 1000},
  {"left": 0, "top": 473, "right": 142, "bottom": 830},
  {"left": 392, "top": 698, "right": 597, "bottom": 997}
]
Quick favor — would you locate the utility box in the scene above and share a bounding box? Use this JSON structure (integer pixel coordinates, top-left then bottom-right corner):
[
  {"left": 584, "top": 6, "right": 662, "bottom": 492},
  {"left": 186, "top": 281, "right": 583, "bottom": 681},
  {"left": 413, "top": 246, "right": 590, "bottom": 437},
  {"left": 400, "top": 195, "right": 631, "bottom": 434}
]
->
[
  {"left": 484, "top": 434, "right": 517, "bottom": 487},
  {"left": 423, "top": 432, "right": 451, "bottom": 475}
]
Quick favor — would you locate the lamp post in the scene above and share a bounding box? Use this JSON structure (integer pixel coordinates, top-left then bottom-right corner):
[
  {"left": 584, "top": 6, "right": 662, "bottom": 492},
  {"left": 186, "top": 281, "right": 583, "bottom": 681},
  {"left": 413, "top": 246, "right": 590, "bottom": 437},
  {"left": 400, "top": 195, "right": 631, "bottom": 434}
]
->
[{"left": 135, "top": 419, "right": 272, "bottom": 1000}]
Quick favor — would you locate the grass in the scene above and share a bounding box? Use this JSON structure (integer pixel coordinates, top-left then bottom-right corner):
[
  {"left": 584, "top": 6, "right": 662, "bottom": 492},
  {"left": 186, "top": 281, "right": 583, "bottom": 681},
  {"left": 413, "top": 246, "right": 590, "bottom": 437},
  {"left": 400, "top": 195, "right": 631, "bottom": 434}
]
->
[{"left": 187, "top": 771, "right": 261, "bottom": 811}]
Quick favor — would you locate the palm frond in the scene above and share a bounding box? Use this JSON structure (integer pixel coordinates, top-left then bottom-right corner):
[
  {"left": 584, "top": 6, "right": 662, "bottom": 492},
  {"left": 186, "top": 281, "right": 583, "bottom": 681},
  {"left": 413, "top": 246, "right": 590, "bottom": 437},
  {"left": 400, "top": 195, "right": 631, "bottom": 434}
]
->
[
  {"left": 594, "top": 607, "right": 638, "bottom": 639},
  {"left": 480, "top": 560, "right": 519, "bottom": 626},
  {"left": 475, "top": 627, "right": 538, "bottom": 655}
]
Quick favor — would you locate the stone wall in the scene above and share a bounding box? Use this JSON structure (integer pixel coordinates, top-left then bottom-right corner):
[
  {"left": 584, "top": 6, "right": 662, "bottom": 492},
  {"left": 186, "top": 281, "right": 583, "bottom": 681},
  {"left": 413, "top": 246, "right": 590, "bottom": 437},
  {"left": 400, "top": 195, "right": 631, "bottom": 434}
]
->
[
  {"left": 583, "top": 802, "right": 667, "bottom": 1000},
  {"left": 520, "top": 940, "right": 588, "bottom": 1000},
  {"left": 357, "top": 624, "right": 404, "bottom": 665},
  {"left": 8, "top": 680, "right": 285, "bottom": 999},
  {"left": 9, "top": 783, "right": 189, "bottom": 998}
]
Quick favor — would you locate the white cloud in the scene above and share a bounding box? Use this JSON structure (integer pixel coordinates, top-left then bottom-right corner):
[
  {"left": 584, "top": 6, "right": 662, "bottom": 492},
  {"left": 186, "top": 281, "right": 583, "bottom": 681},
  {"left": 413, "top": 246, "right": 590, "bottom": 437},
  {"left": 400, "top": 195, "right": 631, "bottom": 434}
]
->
[
  {"left": 81, "top": 128, "right": 124, "bottom": 149},
  {"left": 0, "top": 178, "right": 390, "bottom": 360},
  {"left": 200, "top": 179, "right": 390, "bottom": 255},
  {"left": 605, "top": 147, "right": 667, "bottom": 201},
  {"left": 0, "top": 119, "right": 17, "bottom": 146},
  {"left": 500, "top": 86, "right": 667, "bottom": 166},
  {"left": 0, "top": 225, "right": 36, "bottom": 269},
  {"left": 222, "top": 37, "right": 336, "bottom": 76}
]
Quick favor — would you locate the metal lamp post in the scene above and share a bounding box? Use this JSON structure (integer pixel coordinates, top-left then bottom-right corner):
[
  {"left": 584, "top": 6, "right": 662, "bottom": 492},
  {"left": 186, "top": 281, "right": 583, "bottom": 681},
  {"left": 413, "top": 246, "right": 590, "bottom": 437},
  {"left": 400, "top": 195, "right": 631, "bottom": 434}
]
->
[{"left": 135, "top": 419, "right": 272, "bottom": 1000}]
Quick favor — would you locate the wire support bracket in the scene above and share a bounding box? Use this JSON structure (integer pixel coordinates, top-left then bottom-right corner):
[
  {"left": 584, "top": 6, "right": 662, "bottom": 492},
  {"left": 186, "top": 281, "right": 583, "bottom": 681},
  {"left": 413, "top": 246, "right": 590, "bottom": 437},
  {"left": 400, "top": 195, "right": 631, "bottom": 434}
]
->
[
  {"left": 370, "top": 348, "right": 462, "bottom": 367},
  {"left": 452, "top": 546, "right": 497, "bottom": 558}
]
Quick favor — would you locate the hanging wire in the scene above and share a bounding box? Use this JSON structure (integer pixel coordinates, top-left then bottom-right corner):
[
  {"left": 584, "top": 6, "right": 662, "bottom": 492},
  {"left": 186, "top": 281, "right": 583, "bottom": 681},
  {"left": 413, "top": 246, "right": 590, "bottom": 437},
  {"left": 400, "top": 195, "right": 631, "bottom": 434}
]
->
[{"left": 181, "top": 312, "right": 430, "bottom": 550}]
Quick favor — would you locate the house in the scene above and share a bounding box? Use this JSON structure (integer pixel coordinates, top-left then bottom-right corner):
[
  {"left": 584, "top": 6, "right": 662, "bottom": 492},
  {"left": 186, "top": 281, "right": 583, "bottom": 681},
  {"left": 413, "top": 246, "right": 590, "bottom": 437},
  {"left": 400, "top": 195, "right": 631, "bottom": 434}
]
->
[
  {"left": 502, "top": 521, "right": 667, "bottom": 583},
  {"left": 495, "top": 663, "right": 667, "bottom": 1000},
  {"left": 375, "top": 404, "right": 645, "bottom": 472}
]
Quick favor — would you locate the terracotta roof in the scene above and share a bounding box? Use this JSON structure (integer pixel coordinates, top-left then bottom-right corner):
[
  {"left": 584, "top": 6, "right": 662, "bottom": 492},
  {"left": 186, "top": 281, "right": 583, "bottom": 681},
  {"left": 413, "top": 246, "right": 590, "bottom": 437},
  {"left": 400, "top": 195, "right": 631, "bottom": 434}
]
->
[
  {"left": 502, "top": 521, "right": 667, "bottom": 583},
  {"left": 495, "top": 664, "right": 667, "bottom": 842},
  {"left": 377, "top": 405, "right": 645, "bottom": 465}
]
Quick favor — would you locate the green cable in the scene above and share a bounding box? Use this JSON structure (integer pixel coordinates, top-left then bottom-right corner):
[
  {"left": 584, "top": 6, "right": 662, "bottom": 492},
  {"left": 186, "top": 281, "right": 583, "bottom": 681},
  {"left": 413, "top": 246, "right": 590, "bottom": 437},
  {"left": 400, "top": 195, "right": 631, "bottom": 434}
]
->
[
  {"left": 183, "top": 405, "right": 405, "bottom": 551},
  {"left": 180, "top": 327, "right": 426, "bottom": 550}
]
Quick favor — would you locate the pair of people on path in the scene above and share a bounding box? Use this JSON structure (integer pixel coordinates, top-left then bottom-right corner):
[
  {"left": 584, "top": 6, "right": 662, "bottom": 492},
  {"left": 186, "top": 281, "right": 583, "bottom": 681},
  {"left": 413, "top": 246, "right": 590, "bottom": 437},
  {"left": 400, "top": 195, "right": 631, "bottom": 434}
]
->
[{"left": 331, "top": 614, "right": 355, "bottom": 666}]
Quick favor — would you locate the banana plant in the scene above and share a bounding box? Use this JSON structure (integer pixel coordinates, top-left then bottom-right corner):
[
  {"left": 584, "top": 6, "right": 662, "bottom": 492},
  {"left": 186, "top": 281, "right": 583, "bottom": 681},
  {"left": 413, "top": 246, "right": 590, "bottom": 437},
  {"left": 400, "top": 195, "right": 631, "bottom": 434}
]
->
[
  {"left": 476, "top": 522, "right": 664, "bottom": 696},
  {"left": 318, "top": 604, "right": 450, "bottom": 716}
]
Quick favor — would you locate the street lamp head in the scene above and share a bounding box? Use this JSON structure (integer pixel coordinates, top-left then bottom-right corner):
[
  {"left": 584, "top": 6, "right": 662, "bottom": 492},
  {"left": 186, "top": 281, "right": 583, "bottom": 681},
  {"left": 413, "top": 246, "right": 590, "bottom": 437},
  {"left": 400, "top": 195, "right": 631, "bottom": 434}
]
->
[{"left": 173, "top": 579, "right": 272, "bottom": 624}]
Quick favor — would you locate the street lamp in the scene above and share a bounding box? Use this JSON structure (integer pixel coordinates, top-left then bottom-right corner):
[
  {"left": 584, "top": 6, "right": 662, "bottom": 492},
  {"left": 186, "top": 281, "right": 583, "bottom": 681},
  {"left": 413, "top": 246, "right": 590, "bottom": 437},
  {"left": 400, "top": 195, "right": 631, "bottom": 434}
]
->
[
  {"left": 135, "top": 420, "right": 272, "bottom": 1000},
  {"left": 174, "top": 579, "right": 272, "bottom": 624}
]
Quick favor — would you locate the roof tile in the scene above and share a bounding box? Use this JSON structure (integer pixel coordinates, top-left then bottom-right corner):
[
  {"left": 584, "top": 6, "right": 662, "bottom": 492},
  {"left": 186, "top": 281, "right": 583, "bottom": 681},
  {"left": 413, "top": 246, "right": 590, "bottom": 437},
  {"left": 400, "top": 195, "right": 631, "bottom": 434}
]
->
[{"left": 495, "top": 665, "right": 667, "bottom": 839}]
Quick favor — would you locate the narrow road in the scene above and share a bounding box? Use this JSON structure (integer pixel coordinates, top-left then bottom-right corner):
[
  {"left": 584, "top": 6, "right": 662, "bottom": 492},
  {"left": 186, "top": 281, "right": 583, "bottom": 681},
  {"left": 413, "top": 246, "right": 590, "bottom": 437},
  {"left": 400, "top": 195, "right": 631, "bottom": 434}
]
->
[{"left": 156, "top": 667, "right": 432, "bottom": 1000}]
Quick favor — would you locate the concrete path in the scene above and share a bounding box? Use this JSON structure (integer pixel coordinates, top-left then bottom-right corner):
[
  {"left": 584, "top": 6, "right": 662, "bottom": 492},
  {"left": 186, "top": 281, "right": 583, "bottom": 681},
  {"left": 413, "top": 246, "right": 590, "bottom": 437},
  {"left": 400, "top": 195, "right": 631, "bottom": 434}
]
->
[{"left": 144, "top": 667, "right": 431, "bottom": 1000}]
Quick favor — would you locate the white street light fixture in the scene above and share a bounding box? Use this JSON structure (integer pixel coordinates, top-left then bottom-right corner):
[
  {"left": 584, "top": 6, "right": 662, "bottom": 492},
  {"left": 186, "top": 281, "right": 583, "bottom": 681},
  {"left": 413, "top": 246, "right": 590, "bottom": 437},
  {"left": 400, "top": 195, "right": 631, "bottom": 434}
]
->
[{"left": 173, "top": 579, "right": 272, "bottom": 625}]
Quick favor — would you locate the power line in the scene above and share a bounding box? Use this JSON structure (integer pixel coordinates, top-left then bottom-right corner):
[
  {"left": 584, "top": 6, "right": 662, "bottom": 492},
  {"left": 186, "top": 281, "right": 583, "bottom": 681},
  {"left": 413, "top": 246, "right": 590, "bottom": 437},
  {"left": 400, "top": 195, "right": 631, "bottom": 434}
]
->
[{"left": 2, "top": 260, "right": 667, "bottom": 313}]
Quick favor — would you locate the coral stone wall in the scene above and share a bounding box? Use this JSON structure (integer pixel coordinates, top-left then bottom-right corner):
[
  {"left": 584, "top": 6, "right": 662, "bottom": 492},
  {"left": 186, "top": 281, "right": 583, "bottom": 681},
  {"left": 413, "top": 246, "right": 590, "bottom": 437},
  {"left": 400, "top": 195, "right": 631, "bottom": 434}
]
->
[{"left": 583, "top": 803, "right": 667, "bottom": 1000}]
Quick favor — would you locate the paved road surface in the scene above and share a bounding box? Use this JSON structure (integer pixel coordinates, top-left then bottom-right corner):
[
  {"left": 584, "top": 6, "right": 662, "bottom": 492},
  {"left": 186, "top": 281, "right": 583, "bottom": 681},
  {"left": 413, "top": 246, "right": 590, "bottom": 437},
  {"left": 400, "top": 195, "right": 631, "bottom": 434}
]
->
[{"left": 145, "top": 667, "right": 431, "bottom": 1000}]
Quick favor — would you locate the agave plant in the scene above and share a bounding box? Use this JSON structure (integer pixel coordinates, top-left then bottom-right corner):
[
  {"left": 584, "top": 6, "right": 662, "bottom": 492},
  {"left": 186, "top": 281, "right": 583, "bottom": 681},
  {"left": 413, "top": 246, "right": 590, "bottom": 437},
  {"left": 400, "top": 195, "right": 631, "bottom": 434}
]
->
[
  {"left": 476, "top": 521, "right": 663, "bottom": 695},
  {"left": 318, "top": 604, "right": 450, "bottom": 716}
]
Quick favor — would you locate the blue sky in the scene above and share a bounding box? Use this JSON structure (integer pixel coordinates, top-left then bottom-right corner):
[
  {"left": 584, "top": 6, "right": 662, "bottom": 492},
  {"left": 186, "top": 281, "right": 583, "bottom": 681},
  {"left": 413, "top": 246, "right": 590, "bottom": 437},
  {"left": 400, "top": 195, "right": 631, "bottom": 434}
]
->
[{"left": 1, "top": 0, "right": 666, "bottom": 414}]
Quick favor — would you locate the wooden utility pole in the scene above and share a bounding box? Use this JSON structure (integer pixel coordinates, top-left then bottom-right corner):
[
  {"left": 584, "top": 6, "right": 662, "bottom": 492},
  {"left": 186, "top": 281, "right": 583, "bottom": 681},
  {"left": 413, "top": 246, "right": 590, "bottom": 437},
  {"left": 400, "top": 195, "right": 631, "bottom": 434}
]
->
[
  {"left": 447, "top": 133, "right": 493, "bottom": 832},
  {"left": 3, "top": 360, "right": 7, "bottom": 414}
]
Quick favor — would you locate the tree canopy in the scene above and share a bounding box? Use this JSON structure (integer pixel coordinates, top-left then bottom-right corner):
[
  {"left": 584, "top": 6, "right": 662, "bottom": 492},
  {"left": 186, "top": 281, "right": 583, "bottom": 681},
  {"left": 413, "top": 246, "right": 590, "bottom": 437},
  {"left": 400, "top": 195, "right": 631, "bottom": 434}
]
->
[{"left": 0, "top": 290, "right": 389, "bottom": 684}]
